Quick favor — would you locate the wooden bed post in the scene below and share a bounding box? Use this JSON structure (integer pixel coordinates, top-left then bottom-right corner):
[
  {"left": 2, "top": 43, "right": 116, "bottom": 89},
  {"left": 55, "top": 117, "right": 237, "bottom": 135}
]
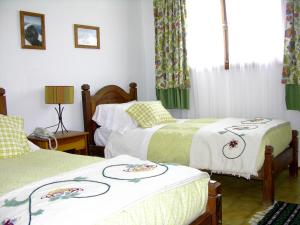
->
[
  {"left": 262, "top": 146, "right": 274, "bottom": 205},
  {"left": 289, "top": 130, "right": 298, "bottom": 177},
  {"left": 81, "top": 84, "right": 93, "bottom": 146},
  {"left": 207, "top": 181, "right": 222, "bottom": 225},
  {"left": 0, "top": 88, "right": 7, "bottom": 115},
  {"left": 129, "top": 82, "right": 137, "bottom": 100},
  {"left": 190, "top": 181, "right": 222, "bottom": 225}
]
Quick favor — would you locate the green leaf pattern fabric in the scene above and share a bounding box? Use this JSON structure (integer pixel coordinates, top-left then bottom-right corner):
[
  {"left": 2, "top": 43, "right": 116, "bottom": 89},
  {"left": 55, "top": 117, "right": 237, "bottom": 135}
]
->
[
  {"left": 282, "top": 0, "right": 300, "bottom": 85},
  {"left": 153, "top": 0, "right": 190, "bottom": 89}
]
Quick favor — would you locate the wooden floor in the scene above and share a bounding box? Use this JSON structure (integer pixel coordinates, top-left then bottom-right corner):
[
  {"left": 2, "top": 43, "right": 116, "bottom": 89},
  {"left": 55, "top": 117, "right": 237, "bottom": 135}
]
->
[{"left": 211, "top": 168, "right": 300, "bottom": 225}]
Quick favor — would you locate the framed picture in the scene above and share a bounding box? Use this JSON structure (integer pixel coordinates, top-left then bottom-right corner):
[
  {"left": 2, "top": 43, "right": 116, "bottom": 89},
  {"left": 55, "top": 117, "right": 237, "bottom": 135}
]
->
[
  {"left": 20, "top": 11, "right": 46, "bottom": 50},
  {"left": 74, "top": 24, "right": 100, "bottom": 49}
]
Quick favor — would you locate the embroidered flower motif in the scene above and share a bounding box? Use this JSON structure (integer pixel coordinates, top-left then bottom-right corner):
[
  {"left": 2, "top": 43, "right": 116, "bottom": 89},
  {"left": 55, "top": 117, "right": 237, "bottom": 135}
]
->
[
  {"left": 41, "top": 187, "right": 83, "bottom": 200},
  {"left": 2, "top": 218, "right": 16, "bottom": 225},
  {"left": 249, "top": 118, "right": 264, "bottom": 123},
  {"left": 229, "top": 140, "right": 238, "bottom": 149},
  {"left": 233, "top": 126, "right": 250, "bottom": 130},
  {"left": 123, "top": 164, "right": 157, "bottom": 172}
]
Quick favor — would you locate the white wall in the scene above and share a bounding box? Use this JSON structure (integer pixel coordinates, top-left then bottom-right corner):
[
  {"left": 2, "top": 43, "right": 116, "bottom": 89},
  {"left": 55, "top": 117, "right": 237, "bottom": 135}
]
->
[
  {"left": 140, "top": 0, "right": 156, "bottom": 101},
  {"left": 0, "top": 0, "right": 146, "bottom": 133}
]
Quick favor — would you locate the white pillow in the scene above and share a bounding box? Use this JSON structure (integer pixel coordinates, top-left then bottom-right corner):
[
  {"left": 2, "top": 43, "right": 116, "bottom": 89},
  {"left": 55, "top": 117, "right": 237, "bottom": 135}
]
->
[
  {"left": 94, "top": 126, "right": 112, "bottom": 146},
  {"left": 92, "top": 101, "right": 137, "bottom": 134}
]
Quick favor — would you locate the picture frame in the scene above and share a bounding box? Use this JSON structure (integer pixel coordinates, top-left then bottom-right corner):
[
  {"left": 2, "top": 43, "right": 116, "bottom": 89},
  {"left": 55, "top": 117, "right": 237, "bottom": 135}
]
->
[
  {"left": 74, "top": 24, "right": 100, "bottom": 49},
  {"left": 20, "top": 11, "right": 46, "bottom": 50}
]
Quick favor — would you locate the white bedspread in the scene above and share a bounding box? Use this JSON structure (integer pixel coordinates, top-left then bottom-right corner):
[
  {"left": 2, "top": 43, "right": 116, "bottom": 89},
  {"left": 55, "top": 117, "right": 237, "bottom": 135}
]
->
[
  {"left": 0, "top": 155, "right": 208, "bottom": 225},
  {"left": 189, "top": 118, "right": 289, "bottom": 178},
  {"left": 105, "top": 118, "right": 289, "bottom": 179}
]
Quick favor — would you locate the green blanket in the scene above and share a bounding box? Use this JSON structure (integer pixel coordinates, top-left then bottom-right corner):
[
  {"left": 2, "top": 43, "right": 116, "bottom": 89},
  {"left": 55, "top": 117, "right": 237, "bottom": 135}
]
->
[
  {"left": 148, "top": 119, "right": 218, "bottom": 165},
  {"left": 0, "top": 150, "right": 102, "bottom": 196}
]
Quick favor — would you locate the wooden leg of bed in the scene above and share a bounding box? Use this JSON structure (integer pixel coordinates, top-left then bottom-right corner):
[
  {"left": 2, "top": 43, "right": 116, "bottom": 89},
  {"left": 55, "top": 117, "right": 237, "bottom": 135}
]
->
[
  {"left": 207, "top": 181, "right": 222, "bottom": 225},
  {"left": 289, "top": 130, "right": 298, "bottom": 177},
  {"left": 262, "top": 146, "right": 274, "bottom": 205}
]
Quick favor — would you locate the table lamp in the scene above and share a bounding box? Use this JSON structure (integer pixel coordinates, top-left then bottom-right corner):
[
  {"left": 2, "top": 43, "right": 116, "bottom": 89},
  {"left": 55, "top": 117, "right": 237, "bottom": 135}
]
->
[{"left": 45, "top": 86, "right": 74, "bottom": 133}]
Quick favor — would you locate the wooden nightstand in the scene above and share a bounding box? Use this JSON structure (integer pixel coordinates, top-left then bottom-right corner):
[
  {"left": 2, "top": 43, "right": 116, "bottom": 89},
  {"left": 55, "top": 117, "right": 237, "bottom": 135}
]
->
[{"left": 28, "top": 131, "right": 89, "bottom": 155}]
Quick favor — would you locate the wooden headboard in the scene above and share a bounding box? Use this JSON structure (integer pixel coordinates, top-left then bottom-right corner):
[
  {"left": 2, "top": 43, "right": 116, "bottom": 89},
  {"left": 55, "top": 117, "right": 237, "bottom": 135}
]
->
[
  {"left": 0, "top": 88, "right": 7, "bottom": 115},
  {"left": 81, "top": 82, "right": 137, "bottom": 156}
]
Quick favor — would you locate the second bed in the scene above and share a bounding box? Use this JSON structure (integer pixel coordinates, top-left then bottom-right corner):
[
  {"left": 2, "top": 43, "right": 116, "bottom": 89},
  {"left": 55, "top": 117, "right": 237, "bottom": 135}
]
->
[{"left": 81, "top": 82, "right": 298, "bottom": 205}]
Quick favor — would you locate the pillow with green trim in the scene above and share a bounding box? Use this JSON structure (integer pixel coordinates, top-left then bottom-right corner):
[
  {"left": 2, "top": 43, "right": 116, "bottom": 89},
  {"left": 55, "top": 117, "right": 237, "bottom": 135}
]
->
[
  {"left": 0, "top": 114, "right": 30, "bottom": 158},
  {"left": 126, "top": 101, "right": 175, "bottom": 128}
]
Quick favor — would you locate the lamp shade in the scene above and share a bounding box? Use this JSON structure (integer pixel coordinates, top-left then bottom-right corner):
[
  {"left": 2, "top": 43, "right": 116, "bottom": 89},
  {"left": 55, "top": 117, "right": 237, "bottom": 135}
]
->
[{"left": 45, "top": 86, "right": 74, "bottom": 104}]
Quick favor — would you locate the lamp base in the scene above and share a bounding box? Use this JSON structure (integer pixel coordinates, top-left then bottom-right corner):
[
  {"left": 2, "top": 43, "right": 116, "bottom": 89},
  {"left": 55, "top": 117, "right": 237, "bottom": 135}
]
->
[{"left": 54, "top": 104, "right": 69, "bottom": 134}]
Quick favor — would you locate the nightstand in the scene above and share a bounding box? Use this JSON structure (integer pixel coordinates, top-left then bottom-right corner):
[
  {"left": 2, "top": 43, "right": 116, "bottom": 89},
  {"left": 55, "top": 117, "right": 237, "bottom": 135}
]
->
[{"left": 28, "top": 131, "right": 89, "bottom": 155}]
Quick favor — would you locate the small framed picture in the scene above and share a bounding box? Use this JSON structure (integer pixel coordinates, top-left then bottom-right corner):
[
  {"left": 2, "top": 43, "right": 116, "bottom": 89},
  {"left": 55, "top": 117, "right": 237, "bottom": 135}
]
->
[
  {"left": 74, "top": 24, "right": 100, "bottom": 49},
  {"left": 20, "top": 11, "right": 46, "bottom": 50}
]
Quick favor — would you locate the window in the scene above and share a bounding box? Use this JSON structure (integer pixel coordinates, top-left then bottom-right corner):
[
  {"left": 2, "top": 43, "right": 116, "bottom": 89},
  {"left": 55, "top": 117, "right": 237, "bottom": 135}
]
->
[{"left": 186, "top": 0, "right": 284, "bottom": 69}]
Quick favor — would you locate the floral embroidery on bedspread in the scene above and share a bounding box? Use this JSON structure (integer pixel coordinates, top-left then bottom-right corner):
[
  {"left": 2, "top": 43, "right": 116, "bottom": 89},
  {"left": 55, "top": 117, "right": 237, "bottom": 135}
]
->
[
  {"left": 1, "top": 218, "right": 18, "bottom": 225},
  {"left": 219, "top": 118, "right": 272, "bottom": 159},
  {"left": 41, "top": 187, "right": 84, "bottom": 200},
  {"left": 103, "top": 163, "right": 168, "bottom": 183},
  {"left": 2, "top": 178, "right": 110, "bottom": 225},
  {"left": 0, "top": 157, "right": 175, "bottom": 225}
]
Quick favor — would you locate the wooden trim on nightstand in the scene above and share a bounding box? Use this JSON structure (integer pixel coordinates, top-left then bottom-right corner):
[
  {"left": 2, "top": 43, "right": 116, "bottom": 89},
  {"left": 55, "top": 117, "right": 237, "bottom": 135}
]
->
[{"left": 28, "top": 131, "right": 89, "bottom": 155}]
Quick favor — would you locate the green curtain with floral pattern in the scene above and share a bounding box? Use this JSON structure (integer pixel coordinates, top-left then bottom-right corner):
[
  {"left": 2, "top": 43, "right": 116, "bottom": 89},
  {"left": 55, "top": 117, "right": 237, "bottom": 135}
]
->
[
  {"left": 154, "top": 0, "right": 190, "bottom": 109},
  {"left": 282, "top": 0, "right": 300, "bottom": 110}
]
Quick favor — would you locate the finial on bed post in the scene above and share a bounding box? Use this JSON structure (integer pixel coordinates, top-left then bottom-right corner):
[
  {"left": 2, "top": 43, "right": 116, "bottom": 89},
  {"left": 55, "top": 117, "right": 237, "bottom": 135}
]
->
[
  {"left": 0, "top": 87, "right": 7, "bottom": 115},
  {"left": 0, "top": 88, "right": 5, "bottom": 96},
  {"left": 81, "top": 84, "right": 90, "bottom": 92},
  {"left": 129, "top": 82, "right": 137, "bottom": 100},
  {"left": 262, "top": 145, "right": 274, "bottom": 205},
  {"left": 81, "top": 84, "right": 93, "bottom": 148},
  {"left": 289, "top": 130, "right": 298, "bottom": 177}
]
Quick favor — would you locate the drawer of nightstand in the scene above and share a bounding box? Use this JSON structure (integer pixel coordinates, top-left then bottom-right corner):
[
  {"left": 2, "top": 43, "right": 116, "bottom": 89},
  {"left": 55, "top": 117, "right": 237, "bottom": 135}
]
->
[{"left": 56, "top": 136, "right": 86, "bottom": 151}]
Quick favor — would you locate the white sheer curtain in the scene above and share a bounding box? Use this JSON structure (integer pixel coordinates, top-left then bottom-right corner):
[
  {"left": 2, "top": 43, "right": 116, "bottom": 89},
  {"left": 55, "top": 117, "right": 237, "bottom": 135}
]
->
[{"left": 172, "top": 0, "right": 288, "bottom": 121}]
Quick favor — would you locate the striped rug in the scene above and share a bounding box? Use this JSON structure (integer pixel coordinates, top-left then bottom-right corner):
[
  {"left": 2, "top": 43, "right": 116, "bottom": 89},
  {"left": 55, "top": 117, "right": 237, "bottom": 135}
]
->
[{"left": 249, "top": 201, "right": 300, "bottom": 225}]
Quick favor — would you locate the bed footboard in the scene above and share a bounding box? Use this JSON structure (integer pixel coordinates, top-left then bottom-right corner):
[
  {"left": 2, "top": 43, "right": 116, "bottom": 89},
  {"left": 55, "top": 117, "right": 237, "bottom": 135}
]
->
[
  {"left": 262, "top": 146, "right": 274, "bottom": 205},
  {"left": 261, "top": 130, "right": 298, "bottom": 205},
  {"left": 207, "top": 181, "right": 222, "bottom": 225},
  {"left": 289, "top": 130, "right": 298, "bottom": 177},
  {"left": 190, "top": 181, "right": 222, "bottom": 225}
]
